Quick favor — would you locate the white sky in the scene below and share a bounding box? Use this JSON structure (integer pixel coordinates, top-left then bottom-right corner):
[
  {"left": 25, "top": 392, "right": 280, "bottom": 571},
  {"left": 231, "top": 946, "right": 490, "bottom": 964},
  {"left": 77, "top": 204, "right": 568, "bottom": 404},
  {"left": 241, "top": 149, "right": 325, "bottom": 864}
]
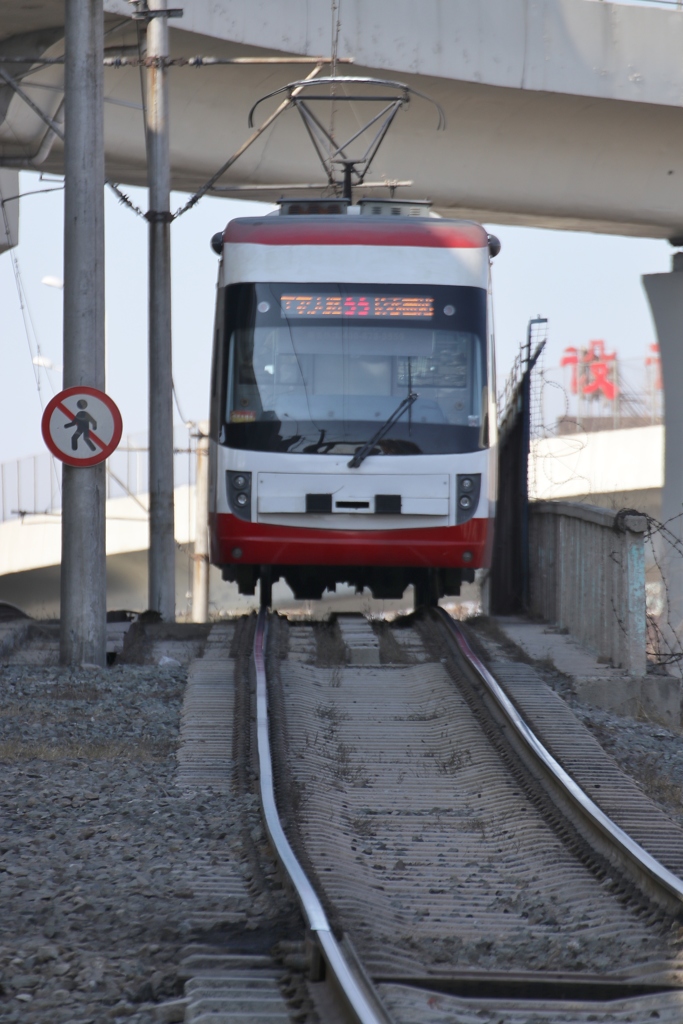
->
[{"left": 0, "top": 170, "right": 673, "bottom": 466}]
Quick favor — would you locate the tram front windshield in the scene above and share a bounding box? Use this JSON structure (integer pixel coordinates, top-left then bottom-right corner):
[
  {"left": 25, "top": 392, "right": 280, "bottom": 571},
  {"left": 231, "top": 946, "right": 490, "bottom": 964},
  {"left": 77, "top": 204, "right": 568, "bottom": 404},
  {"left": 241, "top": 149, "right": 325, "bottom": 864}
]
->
[{"left": 221, "top": 283, "right": 488, "bottom": 455}]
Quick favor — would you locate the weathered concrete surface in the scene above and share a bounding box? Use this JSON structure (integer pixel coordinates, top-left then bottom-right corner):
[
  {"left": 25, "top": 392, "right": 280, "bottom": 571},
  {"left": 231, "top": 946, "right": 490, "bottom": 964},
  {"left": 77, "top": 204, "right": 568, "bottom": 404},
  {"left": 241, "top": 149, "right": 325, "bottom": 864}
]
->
[
  {"left": 496, "top": 616, "right": 682, "bottom": 733},
  {"left": 529, "top": 501, "right": 647, "bottom": 677},
  {"left": 573, "top": 675, "right": 682, "bottom": 734},
  {"left": 165, "top": 0, "right": 683, "bottom": 108}
]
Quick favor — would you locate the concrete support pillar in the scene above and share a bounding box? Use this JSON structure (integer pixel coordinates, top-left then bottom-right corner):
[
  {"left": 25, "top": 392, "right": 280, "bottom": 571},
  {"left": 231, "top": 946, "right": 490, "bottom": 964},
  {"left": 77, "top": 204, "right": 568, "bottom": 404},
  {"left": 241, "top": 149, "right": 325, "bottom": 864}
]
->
[
  {"left": 0, "top": 169, "right": 19, "bottom": 254},
  {"left": 192, "top": 426, "right": 210, "bottom": 623},
  {"left": 146, "top": 0, "right": 175, "bottom": 620},
  {"left": 60, "top": 0, "right": 106, "bottom": 666},
  {"left": 643, "top": 262, "right": 683, "bottom": 643}
]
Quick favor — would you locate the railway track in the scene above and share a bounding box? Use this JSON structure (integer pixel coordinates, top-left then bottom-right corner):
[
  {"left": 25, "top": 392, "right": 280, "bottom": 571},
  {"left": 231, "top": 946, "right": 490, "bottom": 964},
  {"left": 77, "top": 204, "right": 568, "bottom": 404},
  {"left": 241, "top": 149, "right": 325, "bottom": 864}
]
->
[{"left": 253, "top": 608, "right": 683, "bottom": 1023}]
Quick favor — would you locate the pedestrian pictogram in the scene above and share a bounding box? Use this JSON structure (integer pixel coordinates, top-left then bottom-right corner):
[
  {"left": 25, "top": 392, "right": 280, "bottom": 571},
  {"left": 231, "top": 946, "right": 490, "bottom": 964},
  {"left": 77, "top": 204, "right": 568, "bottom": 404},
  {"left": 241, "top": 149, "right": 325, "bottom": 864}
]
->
[
  {"left": 64, "top": 399, "right": 98, "bottom": 451},
  {"left": 41, "top": 386, "right": 123, "bottom": 467}
]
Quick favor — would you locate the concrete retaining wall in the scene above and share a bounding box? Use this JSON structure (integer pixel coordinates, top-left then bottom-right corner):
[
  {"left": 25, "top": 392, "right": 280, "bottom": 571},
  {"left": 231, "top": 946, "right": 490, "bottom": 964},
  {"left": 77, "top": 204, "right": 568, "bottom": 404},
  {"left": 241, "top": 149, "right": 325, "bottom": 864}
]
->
[{"left": 529, "top": 501, "right": 647, "bottom": 677}]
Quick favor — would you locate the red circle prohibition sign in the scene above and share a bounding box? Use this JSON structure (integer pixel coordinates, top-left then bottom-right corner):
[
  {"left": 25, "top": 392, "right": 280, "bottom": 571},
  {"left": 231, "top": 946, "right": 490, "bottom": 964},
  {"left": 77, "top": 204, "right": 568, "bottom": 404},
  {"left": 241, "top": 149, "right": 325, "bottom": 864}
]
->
[{"left": 41, "top": 386, "right": 123, "bottom": 468}]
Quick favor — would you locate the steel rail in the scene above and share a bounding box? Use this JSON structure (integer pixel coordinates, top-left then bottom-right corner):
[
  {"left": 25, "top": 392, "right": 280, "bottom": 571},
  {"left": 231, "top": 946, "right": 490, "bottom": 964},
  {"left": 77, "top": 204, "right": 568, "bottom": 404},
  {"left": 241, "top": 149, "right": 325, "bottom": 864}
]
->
[
  {"left": 253, "top": 610, "right": 392, "bottom": 1024},
  {"left": 437, "top": 609, "right": 683, "bottom": 906}
]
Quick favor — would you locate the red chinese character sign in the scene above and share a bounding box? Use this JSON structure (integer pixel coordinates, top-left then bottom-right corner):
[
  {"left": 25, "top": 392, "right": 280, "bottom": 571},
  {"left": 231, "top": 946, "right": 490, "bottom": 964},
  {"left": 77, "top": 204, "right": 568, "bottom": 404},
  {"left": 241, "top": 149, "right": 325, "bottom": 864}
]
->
[
  {"left": 41, "top": 386, "right": 123, "bottom": 468},
  {"left": 560, "top": 340, "right": 618, "bottom": 401}
]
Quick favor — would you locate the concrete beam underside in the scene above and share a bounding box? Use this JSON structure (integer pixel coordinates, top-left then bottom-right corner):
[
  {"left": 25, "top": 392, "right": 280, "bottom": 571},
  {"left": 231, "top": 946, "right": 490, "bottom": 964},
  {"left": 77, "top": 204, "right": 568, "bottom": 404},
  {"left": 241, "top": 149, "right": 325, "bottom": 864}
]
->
[
  {"left": 88, "top": 67, "right": 683, "bottom": 238},
  {"left": 4, "top": 1, "right": 683, "bottom": 234}
]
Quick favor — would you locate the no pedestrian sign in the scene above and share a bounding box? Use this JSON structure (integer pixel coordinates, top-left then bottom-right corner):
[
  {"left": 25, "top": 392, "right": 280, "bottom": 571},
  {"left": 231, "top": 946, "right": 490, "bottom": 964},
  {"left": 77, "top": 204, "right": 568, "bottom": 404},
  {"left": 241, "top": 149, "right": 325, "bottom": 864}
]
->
[{"left": 41, "top": 386, "right": 123, "bottom": 468}]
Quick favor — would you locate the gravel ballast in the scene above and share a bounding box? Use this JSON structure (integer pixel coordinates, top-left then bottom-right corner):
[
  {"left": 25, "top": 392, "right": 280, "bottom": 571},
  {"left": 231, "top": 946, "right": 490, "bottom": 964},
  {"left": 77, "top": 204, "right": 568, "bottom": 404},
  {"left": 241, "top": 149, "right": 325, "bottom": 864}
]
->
[{"left": 0, "top": 624, "right": 296, "bottom": 1024}]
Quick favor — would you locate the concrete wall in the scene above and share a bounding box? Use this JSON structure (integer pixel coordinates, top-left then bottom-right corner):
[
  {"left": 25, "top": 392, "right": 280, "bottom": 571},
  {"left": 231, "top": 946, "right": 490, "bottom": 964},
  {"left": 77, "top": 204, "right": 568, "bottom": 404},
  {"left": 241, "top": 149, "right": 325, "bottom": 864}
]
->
[{"left": 529, "top": 500, "right": 647, "bottom": 675}]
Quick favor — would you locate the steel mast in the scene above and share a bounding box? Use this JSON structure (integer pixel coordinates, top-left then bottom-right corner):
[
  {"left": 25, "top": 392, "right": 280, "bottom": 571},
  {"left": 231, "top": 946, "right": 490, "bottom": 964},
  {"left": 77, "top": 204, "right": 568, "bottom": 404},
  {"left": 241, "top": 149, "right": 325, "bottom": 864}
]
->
[
  {"left": 60, "top": 0, "right": 106, "bottom": 665},
  {"left": 145, "top": 0, "right": 176, "bottom": 620}
]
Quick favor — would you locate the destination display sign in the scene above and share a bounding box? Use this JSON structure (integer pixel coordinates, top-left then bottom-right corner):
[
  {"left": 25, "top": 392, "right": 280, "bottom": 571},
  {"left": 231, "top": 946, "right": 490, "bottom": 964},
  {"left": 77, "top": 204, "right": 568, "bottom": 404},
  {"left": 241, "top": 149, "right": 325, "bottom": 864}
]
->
[{"left": 279, "top": 294, "right": 434, "bottom": 319}]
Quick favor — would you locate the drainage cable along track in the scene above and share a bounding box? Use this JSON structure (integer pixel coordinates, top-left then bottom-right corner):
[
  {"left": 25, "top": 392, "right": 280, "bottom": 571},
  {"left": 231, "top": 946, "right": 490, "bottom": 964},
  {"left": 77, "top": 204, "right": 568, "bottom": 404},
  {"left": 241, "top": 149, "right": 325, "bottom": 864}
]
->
[{"left": 253, "top": 609, "right": 393, "bottom": 1024}]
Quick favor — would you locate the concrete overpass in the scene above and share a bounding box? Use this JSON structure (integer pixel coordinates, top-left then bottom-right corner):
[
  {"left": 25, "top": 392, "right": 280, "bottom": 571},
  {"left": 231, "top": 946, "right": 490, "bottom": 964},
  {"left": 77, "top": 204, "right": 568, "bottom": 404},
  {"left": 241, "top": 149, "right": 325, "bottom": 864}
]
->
[{"left": 3, "top": 0, "right": 683, "bottom": 237}]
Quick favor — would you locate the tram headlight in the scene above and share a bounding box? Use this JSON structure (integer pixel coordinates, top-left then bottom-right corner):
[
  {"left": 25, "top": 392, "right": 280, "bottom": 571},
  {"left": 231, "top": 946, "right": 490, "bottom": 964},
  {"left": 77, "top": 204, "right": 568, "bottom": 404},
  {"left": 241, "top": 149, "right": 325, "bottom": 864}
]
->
[
  {"left": 456, "top": 473, "right": 481, "bottom": 525},
  {"left": 226, "top": 471, "right": 252, "bottom": 522}
]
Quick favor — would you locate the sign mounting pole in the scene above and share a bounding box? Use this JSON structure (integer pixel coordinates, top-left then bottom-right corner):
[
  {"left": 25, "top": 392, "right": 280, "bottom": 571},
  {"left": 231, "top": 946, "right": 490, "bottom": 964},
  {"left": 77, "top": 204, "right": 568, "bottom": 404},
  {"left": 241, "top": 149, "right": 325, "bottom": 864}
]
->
[
  {"left": 146, "top": 0, "right": 176, "bottom": 620},
  {"left": 60, "top": 0, "right": 106, "bottom": 666}
]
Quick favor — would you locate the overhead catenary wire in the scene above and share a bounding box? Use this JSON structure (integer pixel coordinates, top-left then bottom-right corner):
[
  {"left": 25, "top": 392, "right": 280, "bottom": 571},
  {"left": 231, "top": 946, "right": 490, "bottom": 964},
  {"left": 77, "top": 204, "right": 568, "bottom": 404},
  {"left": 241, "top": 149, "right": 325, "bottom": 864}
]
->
[
  {"left": 0, "top": 54, "right": 354, "bottom": 67},
  {"left": 329, "top": 0, "right": 343, "bottom": 145},
  {"left": 106, "top": 180, "right": 146, "bottom": 217},
  {"left": 209, "top": 179, "right": 412, "bottom": 192},
  {"left": 0, "top": 51, "right": 353, "bottom": 223},
  {"left": 66, "top": 59, "right": 355, "bottom": 222},
  {"left": 0, "top": 184, "right": 64, "bottom": 204},
  {"left": 136, "top": 21, "right": 149, "bottom": 148},
  {"left": 0, "top": 66, "right": 65, "bottom": 141},
  {"left": 172, "top": 62, "right": 327, "bottom": 218},
  {"left": 101, "top": 24, "right": 149, "bottom": 220},
  {"left": 172, "top": 378, "right": 189, "bottom": 426}
]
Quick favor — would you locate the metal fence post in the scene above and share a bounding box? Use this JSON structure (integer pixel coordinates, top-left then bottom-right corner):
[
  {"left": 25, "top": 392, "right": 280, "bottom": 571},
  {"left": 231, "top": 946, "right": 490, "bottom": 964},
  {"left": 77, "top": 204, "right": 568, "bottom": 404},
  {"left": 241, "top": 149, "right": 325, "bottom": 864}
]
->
[
  {"left": 192, "top": 426, "right": 210, "bottom": 623},
  {"left": 620, "top": 515, "right": 647, "bottom": 676}
]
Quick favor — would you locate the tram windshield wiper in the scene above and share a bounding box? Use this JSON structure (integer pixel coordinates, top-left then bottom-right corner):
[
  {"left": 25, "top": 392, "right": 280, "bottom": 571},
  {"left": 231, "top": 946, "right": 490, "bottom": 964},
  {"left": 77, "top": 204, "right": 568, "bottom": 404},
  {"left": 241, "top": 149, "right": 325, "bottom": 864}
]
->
[{"left": 348, "top": 392, "right": 418, "bottom": 468}]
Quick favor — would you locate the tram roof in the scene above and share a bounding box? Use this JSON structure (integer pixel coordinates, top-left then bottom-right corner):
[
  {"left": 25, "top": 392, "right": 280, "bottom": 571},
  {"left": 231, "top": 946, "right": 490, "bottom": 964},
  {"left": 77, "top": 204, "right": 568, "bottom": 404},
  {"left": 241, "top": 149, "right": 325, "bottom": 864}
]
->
[{"left": 222, "top": 216, "right": 489, "bottom": 250}]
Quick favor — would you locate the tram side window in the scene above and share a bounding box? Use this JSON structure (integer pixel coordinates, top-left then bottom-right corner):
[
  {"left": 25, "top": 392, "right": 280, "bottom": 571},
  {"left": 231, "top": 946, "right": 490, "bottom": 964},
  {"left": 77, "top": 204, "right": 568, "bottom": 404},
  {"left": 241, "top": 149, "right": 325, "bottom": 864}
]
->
[{"left": 228, "top": 329, "right": 268, "bottom": 421}]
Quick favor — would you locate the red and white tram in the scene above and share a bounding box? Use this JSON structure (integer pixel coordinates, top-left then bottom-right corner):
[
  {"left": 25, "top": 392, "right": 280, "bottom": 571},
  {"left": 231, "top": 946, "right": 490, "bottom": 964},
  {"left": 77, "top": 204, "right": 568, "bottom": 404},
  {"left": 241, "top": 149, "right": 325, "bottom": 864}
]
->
[{"left": 208, "top": 198, "right": 498, "bottom": 606}]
